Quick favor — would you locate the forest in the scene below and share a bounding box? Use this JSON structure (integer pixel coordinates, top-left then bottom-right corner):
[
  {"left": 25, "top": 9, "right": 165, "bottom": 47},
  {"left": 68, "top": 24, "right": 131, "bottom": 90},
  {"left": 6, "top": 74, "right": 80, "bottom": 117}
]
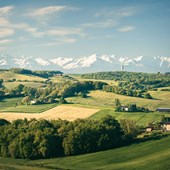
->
[
  {"left": 81, "top": 71, "right": 170, "bottom": 98},
  {"left": 0, "top": 116, "right": 139, "bottom": 159}
]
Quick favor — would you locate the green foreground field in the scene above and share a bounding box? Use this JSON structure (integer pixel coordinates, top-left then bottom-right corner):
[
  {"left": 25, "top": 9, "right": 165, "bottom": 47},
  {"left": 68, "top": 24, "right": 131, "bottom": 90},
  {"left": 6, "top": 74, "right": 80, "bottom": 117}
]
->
[{"left": 0, "top": 134, "right": 170, "bottom": 170}]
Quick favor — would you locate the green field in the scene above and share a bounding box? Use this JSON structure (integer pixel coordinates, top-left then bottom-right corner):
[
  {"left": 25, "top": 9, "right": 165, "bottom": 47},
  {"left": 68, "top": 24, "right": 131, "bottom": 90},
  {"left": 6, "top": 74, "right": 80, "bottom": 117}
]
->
[
  {"left": 67, "top": 90, "right": 170, "bottom": 110},
  {"left": 90, "top": 109, "right": 169, "bottom": 126},
  {"left": 0, "top": 134, "right": 170, "bottom": 170},
  {"left": 0, "top": 98, "right": 58, "bottom": 113}
]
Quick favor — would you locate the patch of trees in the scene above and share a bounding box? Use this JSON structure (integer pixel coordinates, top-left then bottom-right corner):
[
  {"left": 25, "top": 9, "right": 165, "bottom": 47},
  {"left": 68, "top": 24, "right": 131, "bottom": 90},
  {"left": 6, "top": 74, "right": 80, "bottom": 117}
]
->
[
  {"left": 115, "top": 99, "right": 150, "bottom": 112},
  {"left": 81, "top": 71, "right": 170, "bottom": 91},
  {"left": 103, "top": 84, "right": 153, "bottom": 99},
  {"left": 1, "top": 80, "right": 107, "bottom": 105},
  {"left": 0, "top": 116, "right": 124, "bottom": 159},
  {"left": 9, "top": 68, "right": 63, "bottom": 78}
]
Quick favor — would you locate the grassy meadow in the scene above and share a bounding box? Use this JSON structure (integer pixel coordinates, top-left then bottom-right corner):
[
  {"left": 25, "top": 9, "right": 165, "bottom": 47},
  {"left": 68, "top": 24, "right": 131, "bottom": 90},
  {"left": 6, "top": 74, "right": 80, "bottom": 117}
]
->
[
  {"left": 0, "top": 134, "right": 170, "bottom": 170},
  {"left": 67, "top": 90, "right": 170, "bottom": 111},
  {"left": 3, "top": 81, "right": 46, "bottom": 89},
  {"left": 0, "top": 71, "right": 46, "bottom": 82},
  {"left": 0, "top": 97, "right": 58, "bottom": 113}
]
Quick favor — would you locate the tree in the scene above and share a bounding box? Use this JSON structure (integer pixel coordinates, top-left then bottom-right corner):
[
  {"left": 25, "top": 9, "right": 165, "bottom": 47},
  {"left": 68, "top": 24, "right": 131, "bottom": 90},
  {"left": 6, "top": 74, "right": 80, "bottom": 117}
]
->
[
  {"left": 59, "top": 97, "right": 67, "bottom": 104},
  {"left": 22, "top": 96, "right": 31, "bottom": 105},
  {"left": 144, "top": 93, "right": 153, "bottom": 99},
  {"left": 115, "top": 99, "right": 121, "bottom": 111},
  {"left": 0, "top": 79, "right": 3, "bottom": 88},
  {"left": 128, "top": 104, "right": 137, "bottom": 112}
]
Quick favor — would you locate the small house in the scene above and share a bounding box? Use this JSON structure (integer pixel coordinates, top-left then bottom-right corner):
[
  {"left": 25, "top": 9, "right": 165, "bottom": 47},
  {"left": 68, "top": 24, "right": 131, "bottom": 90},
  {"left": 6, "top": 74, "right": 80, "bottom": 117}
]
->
[
  {"left": 145, "top": 127, "right": 153, "bottom": 132},
  {"left": 30, "top": 100, "right": 37, "bottom": 105},
  {"left": 161, "top": 122, "right": 170, "bottom": 132},
  {"left": 121, "top": 106, "right": 129, "bottom": 111},
  {"left": 156, "top": 108, "right": 170, "bottom": 112}
]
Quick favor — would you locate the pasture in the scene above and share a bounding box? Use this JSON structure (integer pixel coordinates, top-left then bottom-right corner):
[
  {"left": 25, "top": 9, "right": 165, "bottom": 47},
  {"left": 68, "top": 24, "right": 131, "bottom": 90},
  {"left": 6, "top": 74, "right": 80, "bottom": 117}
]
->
[
  {"left": 67, "top": 90, "right": 170, "bottom": 110},
  {"left": 90, "top": 109, "right": 169, "bottom": 126},
  {"left": 0, "top": 134, "right": 170, "bottom": 170}
]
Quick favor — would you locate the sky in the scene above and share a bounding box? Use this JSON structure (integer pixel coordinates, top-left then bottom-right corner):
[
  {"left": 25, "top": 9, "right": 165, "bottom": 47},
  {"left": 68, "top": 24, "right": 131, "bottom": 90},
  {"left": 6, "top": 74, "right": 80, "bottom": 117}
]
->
[{"left": 0, "top": 0, "right": 170, "bottom": 58}]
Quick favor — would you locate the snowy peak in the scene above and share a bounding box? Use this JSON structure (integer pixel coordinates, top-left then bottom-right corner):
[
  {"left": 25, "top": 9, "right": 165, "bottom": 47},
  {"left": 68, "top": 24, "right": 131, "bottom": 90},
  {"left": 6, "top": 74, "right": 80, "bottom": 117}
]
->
[{"left": 0, "top": 54, "right": 170, "bottom": 73}]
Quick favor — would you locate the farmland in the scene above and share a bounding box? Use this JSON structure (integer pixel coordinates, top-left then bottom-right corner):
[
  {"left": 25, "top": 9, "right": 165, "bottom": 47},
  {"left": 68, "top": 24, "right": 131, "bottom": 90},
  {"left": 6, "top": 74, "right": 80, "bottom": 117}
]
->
[
  {"left": 0, "top": 133, "right": 170, "bottom": 170},
  {"left": 0, "top": 104, "right": 99, "bottom": 121}
]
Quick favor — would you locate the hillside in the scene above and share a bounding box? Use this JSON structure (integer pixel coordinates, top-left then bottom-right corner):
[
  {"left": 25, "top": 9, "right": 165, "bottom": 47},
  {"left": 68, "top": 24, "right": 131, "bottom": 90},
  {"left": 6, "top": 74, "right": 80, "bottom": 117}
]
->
[
  {"left": 0, "top": 71, "right": 47, "bottom": 82},
  {"left": 0, "top": 134, "right": 170, "bottom": 170}
]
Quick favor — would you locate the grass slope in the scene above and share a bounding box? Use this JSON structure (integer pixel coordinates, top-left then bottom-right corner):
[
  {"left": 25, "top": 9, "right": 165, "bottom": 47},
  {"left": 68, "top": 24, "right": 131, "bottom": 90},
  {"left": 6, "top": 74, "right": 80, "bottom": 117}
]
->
[
  {"left": 3, "top": 82, "right": 46, "bottom": 89},
  {"left": 0, "top": 71, "right": 46, "bottom": 82},
  {"left": 0, "top": 98, "right": 58, "bottom": 113},
  {"left": 67, "top": 90, "right": 170, "bottom": 110},
  {"left": 0, "top": 135, "right": 170, "bottom": 170}
]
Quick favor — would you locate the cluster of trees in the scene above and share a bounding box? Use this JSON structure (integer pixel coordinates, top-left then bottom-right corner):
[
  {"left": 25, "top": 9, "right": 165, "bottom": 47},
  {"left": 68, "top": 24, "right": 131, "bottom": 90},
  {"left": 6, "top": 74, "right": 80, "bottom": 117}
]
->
[
  {"left": 82, "top": 71, "right": 170, "bottom": 91},
  {"left": 103, "top": 84, "right": 153, "bottom": 99},
  {"left": 9, "top": 68, "right": 63, "bottom": 78},
  {"left": 0, "top": 80, "right": 107, "bottom": 105},
  {"left": 0, "top": 116, "right": 129, "bottom": 159},
  {"left": 115, "top": 99, "right": 149, "bottom": 112}
]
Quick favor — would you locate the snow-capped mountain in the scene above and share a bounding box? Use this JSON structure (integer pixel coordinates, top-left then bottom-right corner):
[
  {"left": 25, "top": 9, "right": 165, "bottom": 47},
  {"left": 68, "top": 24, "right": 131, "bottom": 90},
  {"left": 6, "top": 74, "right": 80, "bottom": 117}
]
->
[{"left": 0, "top": 54, "right": 170, "bottom": 73}]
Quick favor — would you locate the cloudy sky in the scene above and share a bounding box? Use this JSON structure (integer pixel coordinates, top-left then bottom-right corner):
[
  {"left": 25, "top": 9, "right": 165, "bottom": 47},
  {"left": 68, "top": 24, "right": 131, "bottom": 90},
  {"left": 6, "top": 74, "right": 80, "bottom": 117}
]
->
[{"left": 0, "top": 0, "right": 170, "bottom": 58}]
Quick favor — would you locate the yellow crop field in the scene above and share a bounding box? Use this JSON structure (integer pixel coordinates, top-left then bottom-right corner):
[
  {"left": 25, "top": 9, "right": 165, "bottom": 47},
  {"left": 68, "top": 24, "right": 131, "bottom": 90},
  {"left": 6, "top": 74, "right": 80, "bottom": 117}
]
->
[{"left": 0, "top": 105, "right": 99, "bottom": 121}]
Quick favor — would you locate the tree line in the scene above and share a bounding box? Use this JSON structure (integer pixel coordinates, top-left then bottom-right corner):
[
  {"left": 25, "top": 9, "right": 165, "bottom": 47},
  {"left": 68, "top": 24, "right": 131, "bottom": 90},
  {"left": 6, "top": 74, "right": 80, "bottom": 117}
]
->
[
  {"left": 0, "top": 116, "right": 139, "bottom": 159},
  {"left": 0, "top": 80, "right": 107, "bottom": 105},
  {"left": 9, "top": 68, "right": 63, "bottom": 78},
  {"left": 81, "top": 71, "right": 170, "bottom": 91}
]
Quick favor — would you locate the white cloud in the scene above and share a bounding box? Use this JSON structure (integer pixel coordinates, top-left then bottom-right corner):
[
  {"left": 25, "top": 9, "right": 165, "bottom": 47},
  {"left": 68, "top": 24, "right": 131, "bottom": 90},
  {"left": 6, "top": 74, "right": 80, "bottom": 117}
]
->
[
  {"left": 118, "top": 26, "right": 135, "bottom": 32},
  {"left": 29, "top": 6, "right": 78, "bottom": 17},
  {"left": 95, "top": 7, "right": 138, "bottom": 18},
  {"left": 46, "top": 28, "right": 83, "bottom": 36},
  {"left": 50, "top": 57, "right": 73, "bottom": 67},
  {"left": 35, "top": 57, "right": 50, "bottom": 66},
  {"left": 28, "top": 6, "right": 67, "bottom": 17},
  {"left": 0, "top": 39, "right": 13, "bottom": 44},
  {"left": 83, "top": 19, "right": 117, "bottom": 28},
  {"left": 0, "top": 17, "right": 10, "bottom": 27},
  {"left": 114, "top": 7, "right": 137, "bottom": 17},
  {"left": 0, "top": 28, "right": 14, "bottom": 37},
  {"left": 0, "top": 6, "right": 14, "bottom": 16}
]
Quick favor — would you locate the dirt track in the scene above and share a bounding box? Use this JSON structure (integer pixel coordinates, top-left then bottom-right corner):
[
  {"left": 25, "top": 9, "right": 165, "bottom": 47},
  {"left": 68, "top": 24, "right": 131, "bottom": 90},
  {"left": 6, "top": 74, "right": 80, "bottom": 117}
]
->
[{"left": 0, "top": 105, "right": 99, "bottom": 121}]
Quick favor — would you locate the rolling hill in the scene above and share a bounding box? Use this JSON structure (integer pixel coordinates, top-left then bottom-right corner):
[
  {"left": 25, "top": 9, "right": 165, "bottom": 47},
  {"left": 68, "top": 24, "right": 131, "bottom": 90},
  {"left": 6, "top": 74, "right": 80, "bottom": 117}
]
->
[{"left": 0, "top": 134, "right": 170, "bottom": 170}]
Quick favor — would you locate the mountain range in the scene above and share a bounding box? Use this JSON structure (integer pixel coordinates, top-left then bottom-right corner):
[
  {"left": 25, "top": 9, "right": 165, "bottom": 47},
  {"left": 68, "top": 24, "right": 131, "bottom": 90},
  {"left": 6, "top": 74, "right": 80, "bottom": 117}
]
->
[{"left": 0, "top": 54, "right": 170, "bottom": 73}]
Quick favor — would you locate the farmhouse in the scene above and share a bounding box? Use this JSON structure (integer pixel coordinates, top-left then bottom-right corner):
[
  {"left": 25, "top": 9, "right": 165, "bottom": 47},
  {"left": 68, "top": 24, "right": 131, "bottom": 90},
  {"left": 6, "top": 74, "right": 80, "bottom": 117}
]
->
[
  {"left": 161, "top": 122, "right": 170, "bottom": 132},
  {"left": 156, "top": 108, "right": 170, "bottom": 112},
  {"left": 145, "top": 127, "right": 153, "bottom": 132},
  {"left": 121, "top": 106, "right": 129, "bottom": 111}
]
